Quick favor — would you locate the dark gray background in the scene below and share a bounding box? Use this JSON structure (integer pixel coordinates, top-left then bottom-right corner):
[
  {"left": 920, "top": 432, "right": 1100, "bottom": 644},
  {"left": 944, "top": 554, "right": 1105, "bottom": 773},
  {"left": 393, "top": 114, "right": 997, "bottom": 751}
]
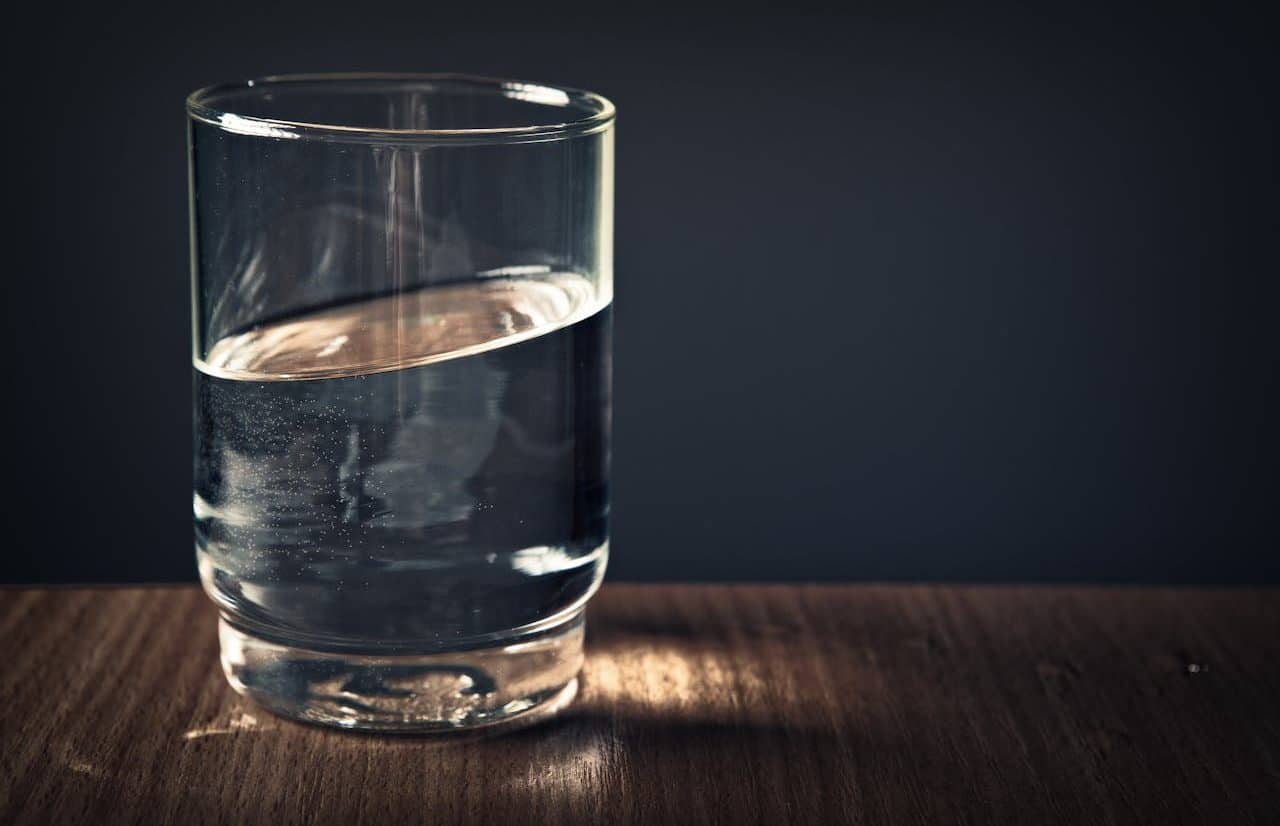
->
[{"left": 7, "top": 2, "right": 1277, "bottom": 583}]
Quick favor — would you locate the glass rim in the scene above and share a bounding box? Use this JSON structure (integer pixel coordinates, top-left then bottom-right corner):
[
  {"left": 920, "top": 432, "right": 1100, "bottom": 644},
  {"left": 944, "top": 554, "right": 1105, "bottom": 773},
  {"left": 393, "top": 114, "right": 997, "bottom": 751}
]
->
[{"left": 186, "top": 72, "right": 616, "bottom": 145}]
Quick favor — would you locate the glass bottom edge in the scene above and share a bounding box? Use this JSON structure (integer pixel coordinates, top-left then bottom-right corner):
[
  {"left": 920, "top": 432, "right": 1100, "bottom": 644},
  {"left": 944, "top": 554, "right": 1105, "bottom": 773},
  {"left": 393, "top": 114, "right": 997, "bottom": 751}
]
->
[{"left": 217, "top": 610, "right": 585, "bottom": 733}]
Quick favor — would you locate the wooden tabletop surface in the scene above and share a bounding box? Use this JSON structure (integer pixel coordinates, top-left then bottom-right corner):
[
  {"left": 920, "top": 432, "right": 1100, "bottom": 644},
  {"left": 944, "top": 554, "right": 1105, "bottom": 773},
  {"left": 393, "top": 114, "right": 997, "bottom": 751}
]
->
[{"left": 2, "top": 584, "right": 1277, "bottom": 825}]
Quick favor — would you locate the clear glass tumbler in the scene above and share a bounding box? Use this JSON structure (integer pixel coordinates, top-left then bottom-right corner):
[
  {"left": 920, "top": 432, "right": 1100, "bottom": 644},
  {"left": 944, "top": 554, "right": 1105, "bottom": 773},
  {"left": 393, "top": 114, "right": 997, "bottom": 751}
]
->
[{"left": 188, "top": 74, "right": 614, "bottom": 731}]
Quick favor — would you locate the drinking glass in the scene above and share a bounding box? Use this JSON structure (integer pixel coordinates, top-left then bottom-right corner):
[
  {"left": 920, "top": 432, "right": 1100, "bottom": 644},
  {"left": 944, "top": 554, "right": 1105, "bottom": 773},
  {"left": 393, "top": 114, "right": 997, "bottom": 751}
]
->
[{"left": 188, "top": 74, "right": 614, "bottom": 730}]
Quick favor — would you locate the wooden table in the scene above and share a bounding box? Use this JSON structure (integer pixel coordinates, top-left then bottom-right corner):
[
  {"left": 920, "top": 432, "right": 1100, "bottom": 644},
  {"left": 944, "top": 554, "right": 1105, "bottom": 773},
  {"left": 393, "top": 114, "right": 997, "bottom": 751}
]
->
[{"left": 2, "top": 585, "right": 1277, "bottom": 824}]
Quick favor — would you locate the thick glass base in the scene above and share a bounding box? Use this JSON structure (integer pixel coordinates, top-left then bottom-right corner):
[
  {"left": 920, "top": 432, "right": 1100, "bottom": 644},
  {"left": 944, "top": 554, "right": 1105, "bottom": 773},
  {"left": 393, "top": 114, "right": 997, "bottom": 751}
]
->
[{"left": 218, "top": 612, "right": 585, "bottom": 732}]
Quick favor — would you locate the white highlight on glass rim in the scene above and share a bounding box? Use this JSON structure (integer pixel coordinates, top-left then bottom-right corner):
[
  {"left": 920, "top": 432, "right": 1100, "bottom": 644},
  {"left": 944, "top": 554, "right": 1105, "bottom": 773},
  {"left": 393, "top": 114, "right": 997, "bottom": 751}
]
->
[
  {"left": 188, "top": 74, "right": 615, "bottom": 145},
  {"left": 218, "top": 112, "right": 302, "bottom": 139},
  {"left": 500, "top": 82, "right": 572, "bottom": 107},
  {"left": 216, "top": 83, "right": 576, "bottom": 138}
]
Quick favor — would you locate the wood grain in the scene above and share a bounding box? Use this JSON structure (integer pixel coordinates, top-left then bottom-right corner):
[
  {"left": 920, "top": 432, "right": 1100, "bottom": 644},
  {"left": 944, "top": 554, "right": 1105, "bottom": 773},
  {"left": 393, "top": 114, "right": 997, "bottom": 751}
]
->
[{"left": 1, "top": 585, "right": 1278, "bottom": 825}]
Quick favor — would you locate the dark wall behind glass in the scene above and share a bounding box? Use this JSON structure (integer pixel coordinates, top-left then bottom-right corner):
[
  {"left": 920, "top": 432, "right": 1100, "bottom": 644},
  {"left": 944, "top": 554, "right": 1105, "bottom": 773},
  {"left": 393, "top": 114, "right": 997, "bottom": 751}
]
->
[{"left": 7, "top": 3, "right": 1276, "bottom": 583}]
